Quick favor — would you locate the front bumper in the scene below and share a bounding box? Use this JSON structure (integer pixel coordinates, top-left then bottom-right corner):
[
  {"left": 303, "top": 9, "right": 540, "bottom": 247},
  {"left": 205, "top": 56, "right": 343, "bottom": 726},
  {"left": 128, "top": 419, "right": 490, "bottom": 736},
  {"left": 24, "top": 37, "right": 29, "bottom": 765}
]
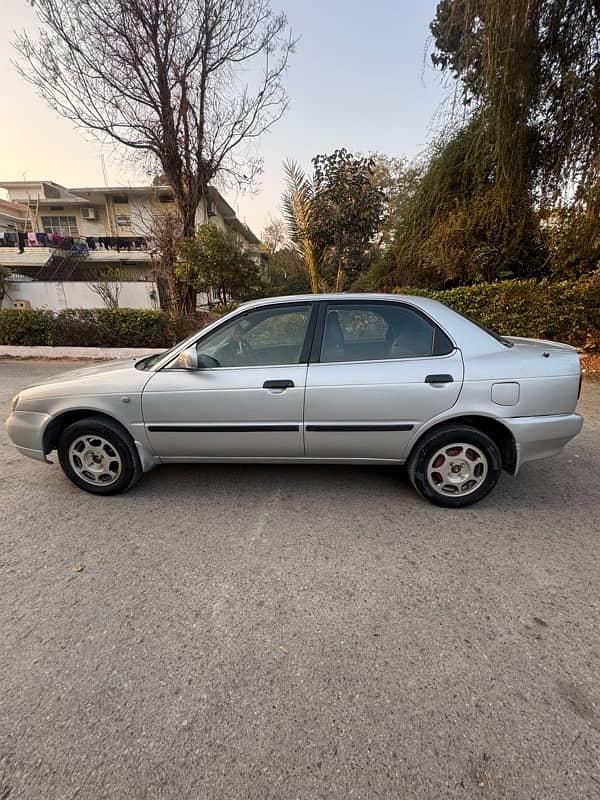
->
[
  {"left": 504, "top": 413, "right": 583, "bottom": 473},
  {"left": 5, "top": 410, "right": 52, "bottom": 464}
]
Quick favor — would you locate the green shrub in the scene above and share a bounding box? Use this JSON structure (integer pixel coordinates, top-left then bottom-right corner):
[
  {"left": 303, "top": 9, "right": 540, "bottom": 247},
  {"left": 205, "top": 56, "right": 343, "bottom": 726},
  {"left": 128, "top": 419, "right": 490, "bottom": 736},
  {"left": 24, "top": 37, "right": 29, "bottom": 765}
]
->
[
  {"left": 50, "top": 309, "right": 108, "bottom": 347},
  {"left": 0, "top": 309, "right": 55, "bottom": 346},
  {"left": 0, "top": 308, "right": 220, "bottom": 348},
  {"left": 0, "top": 284, "right": 596, "bottom": 349},
  {"left": 394, "top": 274, "right": 600, "bottom": 348}
]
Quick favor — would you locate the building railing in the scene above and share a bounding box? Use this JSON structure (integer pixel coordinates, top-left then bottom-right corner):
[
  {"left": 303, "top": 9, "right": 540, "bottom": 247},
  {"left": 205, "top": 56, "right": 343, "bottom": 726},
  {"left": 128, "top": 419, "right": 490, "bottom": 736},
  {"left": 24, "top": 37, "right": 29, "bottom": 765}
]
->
[
  {"left": 6, "top": 265, "right": 155, "bottom": 283},
  {"left": 0, "top": 233, "right": 153, "bottom": 253}
]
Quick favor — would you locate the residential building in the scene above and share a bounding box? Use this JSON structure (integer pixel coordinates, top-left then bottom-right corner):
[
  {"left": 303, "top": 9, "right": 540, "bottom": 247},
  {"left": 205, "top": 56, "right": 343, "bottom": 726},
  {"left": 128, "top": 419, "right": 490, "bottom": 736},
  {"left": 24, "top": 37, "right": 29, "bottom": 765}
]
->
[
  {"left": 0, "top": 197, "right": 29, "bottom": 238},
  {"left": 0, "top": 179, "right": 261, "bottom": 310}
]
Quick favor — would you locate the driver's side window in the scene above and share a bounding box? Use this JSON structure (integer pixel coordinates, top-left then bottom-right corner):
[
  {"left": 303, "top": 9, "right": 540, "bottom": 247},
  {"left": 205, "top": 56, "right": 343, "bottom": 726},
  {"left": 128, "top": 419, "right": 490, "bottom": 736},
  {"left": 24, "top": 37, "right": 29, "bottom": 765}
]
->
[{"left": 193, "top": 304, "right": 313, "bottom": 368}]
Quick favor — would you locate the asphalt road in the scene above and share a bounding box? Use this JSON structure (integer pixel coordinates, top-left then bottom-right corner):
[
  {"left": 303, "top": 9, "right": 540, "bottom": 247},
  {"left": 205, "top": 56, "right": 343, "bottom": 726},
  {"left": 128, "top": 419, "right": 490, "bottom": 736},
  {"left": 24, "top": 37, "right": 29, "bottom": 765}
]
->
[{"left": 1, "top": 361, "right": 599, "bottom": 800}]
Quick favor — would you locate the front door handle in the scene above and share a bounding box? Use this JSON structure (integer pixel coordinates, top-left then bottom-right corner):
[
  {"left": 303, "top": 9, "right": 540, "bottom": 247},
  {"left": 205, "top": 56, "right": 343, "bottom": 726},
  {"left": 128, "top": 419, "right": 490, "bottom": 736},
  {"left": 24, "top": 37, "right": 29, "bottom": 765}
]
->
[
  {"left": 263, "top": 379, "right": 295, "bottom": 390},
  {"left": 425, "top": 374, "right": 453, "bottom": 384}
]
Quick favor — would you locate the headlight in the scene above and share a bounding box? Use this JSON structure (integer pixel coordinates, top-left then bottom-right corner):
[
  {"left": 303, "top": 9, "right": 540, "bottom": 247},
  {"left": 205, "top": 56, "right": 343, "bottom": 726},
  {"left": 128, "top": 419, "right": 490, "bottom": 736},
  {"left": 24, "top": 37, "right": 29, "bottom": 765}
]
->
[{"left": 10, "top": 393, "right": 21, "bottom": 413}]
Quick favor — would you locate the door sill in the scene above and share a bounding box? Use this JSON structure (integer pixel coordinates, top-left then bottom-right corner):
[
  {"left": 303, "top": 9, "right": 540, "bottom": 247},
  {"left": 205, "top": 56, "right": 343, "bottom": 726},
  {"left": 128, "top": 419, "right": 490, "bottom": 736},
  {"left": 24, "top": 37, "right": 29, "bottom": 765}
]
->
[{"left": 158, "top": 456, "right": 405, "bottom": 465}]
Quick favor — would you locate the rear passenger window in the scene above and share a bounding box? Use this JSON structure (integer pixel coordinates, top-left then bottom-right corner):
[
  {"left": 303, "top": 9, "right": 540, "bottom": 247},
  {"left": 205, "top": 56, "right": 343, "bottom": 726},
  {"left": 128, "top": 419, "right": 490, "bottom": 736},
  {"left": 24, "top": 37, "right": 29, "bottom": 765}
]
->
[{"left": 320, "top": 303, "right": 453, "bottom": 363}]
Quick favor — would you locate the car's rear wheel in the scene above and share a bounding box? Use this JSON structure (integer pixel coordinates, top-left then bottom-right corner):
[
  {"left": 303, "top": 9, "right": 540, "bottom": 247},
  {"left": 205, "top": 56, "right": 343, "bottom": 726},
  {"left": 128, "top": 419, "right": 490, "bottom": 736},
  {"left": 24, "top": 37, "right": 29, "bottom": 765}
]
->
[
  {"left": 407, "top": 425, "right": 502, "bottom": 508},
  {"left": 57, "top": 417, "right": 142, "bottom": 495}
]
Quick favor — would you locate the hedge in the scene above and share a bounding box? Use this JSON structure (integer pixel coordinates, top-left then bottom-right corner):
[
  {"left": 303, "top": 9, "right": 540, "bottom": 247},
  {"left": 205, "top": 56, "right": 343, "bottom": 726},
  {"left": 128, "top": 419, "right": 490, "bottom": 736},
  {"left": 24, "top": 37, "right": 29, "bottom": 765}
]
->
[
  {"left": 394, "top": 274, "right": 600, "bottom": 349},
  {"left": 0, "top": 308, "right": 216, "bottom": 348},
  {"left": 0, "top": 277, "right": 598, "bottom": 348}
]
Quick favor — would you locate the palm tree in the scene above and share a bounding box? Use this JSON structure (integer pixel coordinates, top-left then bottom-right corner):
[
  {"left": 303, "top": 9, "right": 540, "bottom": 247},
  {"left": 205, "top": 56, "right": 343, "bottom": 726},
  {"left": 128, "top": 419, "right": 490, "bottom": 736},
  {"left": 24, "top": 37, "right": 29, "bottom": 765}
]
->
[{"left": 282, "top": 159, "right": 322, "bottom": 293}]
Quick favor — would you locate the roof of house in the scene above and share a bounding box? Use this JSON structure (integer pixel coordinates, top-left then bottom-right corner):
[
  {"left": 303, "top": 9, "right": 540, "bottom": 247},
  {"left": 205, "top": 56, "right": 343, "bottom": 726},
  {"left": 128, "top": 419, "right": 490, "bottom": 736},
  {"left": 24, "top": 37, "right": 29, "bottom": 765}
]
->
[
  {"left": 0, "top": 197, "right": 29, "bottom": 221},
  {"left": 0, "top": 179, "right": 260, "bottom": 244}
]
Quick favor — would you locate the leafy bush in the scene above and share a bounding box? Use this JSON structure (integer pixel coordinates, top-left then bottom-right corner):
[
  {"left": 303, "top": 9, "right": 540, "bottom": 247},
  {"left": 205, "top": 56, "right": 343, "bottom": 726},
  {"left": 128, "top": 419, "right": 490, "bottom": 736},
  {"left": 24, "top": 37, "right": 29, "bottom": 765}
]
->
[
  {"left": 0, "top": 308, "right": 217, "bottom": 348},
  {"left": 0, "top": 282, "right": 597, "bottom": 349},
  {"left": 0, "top": 309, "right": 55, "bottom": 345},
  {"left": 394, "top": 274, "right": 600, "bottom": 348},
  {"left": 49, "top": 308, "right": 175, "bottom": 347}
]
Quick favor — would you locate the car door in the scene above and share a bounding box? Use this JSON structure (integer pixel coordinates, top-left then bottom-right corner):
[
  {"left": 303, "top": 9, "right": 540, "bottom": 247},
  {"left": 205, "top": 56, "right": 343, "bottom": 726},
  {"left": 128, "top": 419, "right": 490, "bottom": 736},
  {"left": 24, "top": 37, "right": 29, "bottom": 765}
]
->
[
  {"left": 142, "top": 302, "right": 316, "bottom": 459},
  {"left": 304, "top": 300, "right": 464, "bottom": 461}
]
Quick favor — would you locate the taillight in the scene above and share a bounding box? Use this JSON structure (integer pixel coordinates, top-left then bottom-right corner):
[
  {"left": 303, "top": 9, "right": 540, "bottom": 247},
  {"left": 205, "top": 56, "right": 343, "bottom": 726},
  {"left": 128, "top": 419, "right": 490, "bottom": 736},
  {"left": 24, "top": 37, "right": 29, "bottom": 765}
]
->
[{"left": 577, "top": 371, "right": 583, "bottom": 400}]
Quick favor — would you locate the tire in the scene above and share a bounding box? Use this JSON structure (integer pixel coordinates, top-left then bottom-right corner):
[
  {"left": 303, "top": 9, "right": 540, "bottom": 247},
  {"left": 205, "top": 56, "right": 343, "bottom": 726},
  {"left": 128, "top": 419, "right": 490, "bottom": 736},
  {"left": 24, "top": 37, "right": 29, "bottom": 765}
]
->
[
  {"left": 407, "top": 424, "right": 502, "bottom": 508},
  {"left": 57, "top": 416, "right": 142, "bottom": 495}
]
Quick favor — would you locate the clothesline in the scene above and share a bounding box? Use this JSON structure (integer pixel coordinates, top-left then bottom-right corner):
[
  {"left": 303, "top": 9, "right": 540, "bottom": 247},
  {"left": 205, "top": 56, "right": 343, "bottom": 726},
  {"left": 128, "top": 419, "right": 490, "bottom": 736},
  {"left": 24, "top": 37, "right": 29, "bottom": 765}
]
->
[{"left": 0, "top": 231, "right": 154, "bottom": 254}]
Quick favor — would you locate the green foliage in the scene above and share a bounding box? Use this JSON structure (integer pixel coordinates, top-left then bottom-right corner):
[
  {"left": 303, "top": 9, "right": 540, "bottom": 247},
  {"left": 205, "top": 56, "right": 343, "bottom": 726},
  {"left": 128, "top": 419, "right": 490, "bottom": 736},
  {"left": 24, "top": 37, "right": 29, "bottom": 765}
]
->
[
  {"left": 394, "top": 274, "right": 600, "bottom": 348},
  {"left": 176, "top": 224, "right": 263, "bottom": 306},
  {"left": 263, "top": 247, "right": 311, "bottom": 296},
  {"left": 0, "top": 309, "right": 215, "bottom": 348},
  {"left": 0, "top": 309, "right": 55, "bottom": 346},
  {"left": 364, "top": 121, "right": 544, "bottom": 290},
  {"left": 425, "top": 0, "right": 600, "bottom": 283},
  {"left": 310, "top": 148, "right": 384, "bottom": 291},
  {"left": 544, "top": 197, "right": 600, "bottom": 280},
  {"left": 49, "top": 309, "right": 170, "bottom": 347},
  {"left": 431, "top": 0, "right": 600, "bottom": 204},
  {"left": 368, "top": 153, "right": 424, "bottom": 248}
]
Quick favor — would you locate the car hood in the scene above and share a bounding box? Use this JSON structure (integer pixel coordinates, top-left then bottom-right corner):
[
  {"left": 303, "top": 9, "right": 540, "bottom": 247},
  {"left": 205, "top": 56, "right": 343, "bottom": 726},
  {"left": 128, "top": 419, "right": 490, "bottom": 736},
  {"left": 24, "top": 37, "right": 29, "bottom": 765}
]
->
[
  {"left": 25, "top": 357, "right": 147, "bottom": 388},
  {"left": 15, "top": 357, "right": 157, "bottom": 407}
]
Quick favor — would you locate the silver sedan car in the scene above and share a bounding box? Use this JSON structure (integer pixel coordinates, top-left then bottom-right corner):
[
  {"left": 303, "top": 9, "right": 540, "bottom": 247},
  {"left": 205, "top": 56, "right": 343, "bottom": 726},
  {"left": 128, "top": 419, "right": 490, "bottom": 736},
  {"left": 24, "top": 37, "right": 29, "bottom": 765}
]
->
[{"left": 6, "top": 294, "right": 583, "bottom": 507}]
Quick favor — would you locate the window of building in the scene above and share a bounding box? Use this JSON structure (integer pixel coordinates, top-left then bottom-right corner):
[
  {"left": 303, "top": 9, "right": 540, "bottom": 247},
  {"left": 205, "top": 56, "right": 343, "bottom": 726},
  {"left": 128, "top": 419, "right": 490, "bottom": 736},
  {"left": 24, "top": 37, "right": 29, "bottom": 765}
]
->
[
  {"left": 115, "top": 215, "right": 132, "bottom": 228},
  {"left": 112, "top": 195, "right": 129, "bottom": 205},
  {"left": 158, "top": 193, "right": 174, "bottom": 204},
  {"left": 41, "top": 215, "right": 79, "bottom": 236},
  {"left": 49, "top": 205, "right": 65, "bottom": 211}
]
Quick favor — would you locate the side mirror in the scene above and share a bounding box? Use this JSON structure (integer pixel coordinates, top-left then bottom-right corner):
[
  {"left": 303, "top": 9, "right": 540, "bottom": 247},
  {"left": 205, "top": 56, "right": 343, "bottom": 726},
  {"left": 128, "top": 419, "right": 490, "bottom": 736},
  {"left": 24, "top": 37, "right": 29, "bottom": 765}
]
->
[
  {"left": 197, "top": 354, "right": 220, "bottom": 369},
  {"left": 174, "top": 346, "right": 198, "bottom": 370}
]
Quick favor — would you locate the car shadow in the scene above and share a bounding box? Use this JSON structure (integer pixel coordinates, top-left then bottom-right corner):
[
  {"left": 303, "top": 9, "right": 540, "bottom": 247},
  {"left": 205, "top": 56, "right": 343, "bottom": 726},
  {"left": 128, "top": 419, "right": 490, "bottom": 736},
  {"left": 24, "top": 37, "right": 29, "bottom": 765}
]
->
[{"left": 126, "top": 444, "right": 596, "bottom": 515}]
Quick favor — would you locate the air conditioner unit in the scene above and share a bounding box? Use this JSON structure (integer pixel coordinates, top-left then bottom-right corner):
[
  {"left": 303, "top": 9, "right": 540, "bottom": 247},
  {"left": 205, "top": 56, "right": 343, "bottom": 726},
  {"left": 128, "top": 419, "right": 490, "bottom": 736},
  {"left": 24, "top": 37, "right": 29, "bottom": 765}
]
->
[
  {"left": 81, "top": 207, "right": 97, "bottom": 220},
  {"left": 207, "top": 202, "right": 218, "bottom": 217}
]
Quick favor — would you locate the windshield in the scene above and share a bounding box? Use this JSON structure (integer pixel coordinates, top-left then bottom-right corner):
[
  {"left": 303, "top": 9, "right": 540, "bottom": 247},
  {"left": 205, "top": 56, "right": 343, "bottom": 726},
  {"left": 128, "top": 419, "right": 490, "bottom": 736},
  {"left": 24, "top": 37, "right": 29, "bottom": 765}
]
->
[{"left": 135, "top": 345, "right": 179, "bottom": 370}]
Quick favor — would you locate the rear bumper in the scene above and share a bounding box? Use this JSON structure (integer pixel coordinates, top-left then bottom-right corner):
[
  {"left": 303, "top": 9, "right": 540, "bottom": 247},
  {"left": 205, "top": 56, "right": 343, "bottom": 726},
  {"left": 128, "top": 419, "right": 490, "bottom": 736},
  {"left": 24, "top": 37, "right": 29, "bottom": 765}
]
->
[
  {"left": 504, "top": 413, "right": 583, "bottom": 473},
  {"left": 5, "top": 411, "right": 52, "bottom": 464}
]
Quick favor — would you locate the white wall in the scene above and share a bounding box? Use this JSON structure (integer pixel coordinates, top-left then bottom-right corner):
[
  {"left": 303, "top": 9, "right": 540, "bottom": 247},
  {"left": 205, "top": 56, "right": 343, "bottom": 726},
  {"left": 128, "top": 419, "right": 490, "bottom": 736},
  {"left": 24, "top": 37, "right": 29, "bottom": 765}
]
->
[
  {"left": 78, "top": 206, "right": 109, "bottom": 238},
  {"left": 2, "top": 280, "right": 160, "bottom": 311},
  {"left": 1, "top": 211, "right": 23, "bottom": 235}
]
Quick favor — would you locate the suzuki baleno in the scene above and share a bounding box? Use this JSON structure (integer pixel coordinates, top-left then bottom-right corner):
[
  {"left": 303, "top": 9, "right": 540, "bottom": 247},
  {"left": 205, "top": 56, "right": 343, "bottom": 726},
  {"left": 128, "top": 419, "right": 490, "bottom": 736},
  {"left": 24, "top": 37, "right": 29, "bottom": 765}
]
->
[{"left": 6, "top": 294, "right": 583, "bottom": 507}]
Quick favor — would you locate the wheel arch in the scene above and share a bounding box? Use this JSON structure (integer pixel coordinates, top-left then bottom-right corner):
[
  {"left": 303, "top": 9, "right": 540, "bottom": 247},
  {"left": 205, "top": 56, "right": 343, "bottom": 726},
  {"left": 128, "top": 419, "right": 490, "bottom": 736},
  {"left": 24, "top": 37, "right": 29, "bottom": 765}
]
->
[
  {"left": 43, "top": 409, "right": 133, "bottom": 456},
  {"left": 44, "top": 408, "right": 156, "bottom": 473},
  {"left": 408, "top": 414, "right": 517, "bottom": 474}
]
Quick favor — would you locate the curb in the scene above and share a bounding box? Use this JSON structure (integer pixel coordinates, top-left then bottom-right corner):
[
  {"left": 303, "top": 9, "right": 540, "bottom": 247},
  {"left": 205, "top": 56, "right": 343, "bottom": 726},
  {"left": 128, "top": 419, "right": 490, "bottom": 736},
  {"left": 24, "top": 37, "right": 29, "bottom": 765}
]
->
[{"left": 0, "top": 346, "right": 165, "bottom": 361}]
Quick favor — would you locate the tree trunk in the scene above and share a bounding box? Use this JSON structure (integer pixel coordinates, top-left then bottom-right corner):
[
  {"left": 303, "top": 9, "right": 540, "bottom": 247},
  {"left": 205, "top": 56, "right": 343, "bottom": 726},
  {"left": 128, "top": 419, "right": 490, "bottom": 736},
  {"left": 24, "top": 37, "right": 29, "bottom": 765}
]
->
[{"left": 170, "top": 184, "right": 199, "bottom": 315}]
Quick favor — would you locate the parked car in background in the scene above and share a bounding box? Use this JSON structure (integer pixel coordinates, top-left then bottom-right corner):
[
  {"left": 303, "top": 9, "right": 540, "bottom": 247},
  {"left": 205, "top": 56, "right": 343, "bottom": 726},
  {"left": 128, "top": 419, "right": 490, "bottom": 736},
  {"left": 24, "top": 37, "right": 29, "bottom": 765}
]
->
[{"left": 6, "top": 294, "right": 583, "bottom": 507}]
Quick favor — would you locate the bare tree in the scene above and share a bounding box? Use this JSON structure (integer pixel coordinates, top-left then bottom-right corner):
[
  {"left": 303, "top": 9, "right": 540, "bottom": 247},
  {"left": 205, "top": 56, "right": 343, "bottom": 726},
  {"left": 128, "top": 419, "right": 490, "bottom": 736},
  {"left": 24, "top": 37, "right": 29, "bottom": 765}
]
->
[
  {"left": 15, "top": 0, "right": 295, "bottom": 239},
  {"left": 89, "top": 267, "right": 123, "bottom": 308},
  {"left": 261, "top": 216, "right": 288, "bottom": 255},
  {"left": 148, "top": 209, "right": 186, "bottom": 313}
]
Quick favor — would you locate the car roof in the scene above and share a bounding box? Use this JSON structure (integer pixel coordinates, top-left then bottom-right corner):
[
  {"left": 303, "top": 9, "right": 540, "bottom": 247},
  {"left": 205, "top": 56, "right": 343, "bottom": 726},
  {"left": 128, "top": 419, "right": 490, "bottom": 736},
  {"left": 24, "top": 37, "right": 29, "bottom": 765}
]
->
[
  {"left": 237, "top": 292, "right": 456, "bottom": 320},
  {"left": 239, "top": 292, "right": 443, "bottom": 310}
]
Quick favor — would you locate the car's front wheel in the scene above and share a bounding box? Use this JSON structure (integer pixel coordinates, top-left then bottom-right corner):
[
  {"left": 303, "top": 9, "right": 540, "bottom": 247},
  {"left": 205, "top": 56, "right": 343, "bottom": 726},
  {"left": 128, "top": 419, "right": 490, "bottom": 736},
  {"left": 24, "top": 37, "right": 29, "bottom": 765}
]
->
[
  {"left": 57, "top": 416, "right": 142, "bottom": 495},
  {"left": 407, "top": 425, "right": 502, "bottom": 508}
]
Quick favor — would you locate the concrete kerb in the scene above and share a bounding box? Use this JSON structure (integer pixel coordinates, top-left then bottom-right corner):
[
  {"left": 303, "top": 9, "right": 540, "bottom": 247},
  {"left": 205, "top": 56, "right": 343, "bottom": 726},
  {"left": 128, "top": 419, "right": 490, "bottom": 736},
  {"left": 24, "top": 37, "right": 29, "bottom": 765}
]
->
[{"left": 0, "top": 346, "right": 165, "bottom": 361}]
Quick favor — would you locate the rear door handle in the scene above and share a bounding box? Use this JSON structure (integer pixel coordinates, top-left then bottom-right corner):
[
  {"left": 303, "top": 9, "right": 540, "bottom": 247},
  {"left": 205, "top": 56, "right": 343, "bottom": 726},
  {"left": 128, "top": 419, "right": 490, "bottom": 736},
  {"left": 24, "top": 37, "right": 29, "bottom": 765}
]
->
[
  {"left": 263, "top": 379, "right": 295, "bottom": 390},
  {"left": 425, "top": 374, "right": 453, "bottom": 384}
]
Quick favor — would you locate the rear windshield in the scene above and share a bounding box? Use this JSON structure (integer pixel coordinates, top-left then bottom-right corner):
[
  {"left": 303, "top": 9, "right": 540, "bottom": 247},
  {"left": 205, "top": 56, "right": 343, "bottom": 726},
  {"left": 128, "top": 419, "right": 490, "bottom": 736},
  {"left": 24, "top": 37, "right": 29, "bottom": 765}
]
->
[{"left": 456, "top": 311, "right": 514, "bottom": 347}]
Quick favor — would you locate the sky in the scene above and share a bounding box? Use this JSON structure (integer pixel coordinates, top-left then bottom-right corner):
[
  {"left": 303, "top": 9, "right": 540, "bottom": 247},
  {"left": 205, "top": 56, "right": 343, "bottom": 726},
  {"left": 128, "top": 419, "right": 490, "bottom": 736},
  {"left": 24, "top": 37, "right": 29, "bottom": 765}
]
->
[{"left": 0, "top": 0, "right": 448, "bottom": 236}]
